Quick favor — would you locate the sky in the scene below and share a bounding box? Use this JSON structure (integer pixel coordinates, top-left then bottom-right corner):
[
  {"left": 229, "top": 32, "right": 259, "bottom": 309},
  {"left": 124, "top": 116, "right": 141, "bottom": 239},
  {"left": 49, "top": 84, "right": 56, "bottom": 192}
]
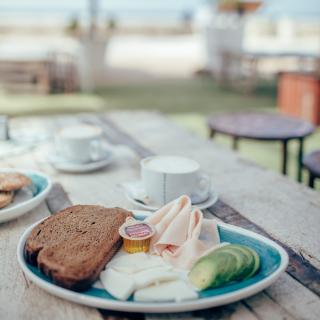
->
[{"left": 0, "top": 0, "right": 209, "bottom": 25}]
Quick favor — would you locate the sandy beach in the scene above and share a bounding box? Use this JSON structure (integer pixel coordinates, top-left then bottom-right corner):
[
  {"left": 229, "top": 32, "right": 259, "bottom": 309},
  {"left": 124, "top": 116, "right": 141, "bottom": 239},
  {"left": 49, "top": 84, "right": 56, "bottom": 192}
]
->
[{"left": 104, "top": 33, "right": 205, "bottom": 82}]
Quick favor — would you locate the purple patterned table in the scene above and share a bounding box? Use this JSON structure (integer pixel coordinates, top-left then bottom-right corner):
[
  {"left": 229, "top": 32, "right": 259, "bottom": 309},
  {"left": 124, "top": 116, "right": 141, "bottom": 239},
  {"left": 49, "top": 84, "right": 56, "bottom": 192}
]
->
[{"left": 208, "top": 112, "right": 315, "bottom": 181}]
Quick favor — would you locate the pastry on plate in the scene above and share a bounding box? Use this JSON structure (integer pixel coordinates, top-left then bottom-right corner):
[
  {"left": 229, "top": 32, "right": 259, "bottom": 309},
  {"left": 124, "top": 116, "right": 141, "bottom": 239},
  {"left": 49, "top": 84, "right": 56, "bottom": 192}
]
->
[
  {"left": 0, "top": 172, "right": 32, "bottom": 191},
  {"left": 0, "top": 191, "right": 14, "bottom": 209}
]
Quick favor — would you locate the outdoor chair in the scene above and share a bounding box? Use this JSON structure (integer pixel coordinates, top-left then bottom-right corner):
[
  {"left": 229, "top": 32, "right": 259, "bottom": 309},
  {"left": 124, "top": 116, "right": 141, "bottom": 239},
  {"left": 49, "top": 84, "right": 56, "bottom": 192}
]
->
[{"left": 303, "top": 150, "right": 320, "bottom": 188}]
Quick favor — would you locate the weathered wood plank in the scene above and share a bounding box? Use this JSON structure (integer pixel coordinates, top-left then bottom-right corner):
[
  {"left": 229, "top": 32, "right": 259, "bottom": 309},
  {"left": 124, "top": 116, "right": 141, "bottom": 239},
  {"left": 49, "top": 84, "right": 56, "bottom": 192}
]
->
[
  {"left": 243, "top": 292, "right": 296, "bottom": 320},
  {"left": 264, "top": 273, "right": 320, "bottom": 320},
  {"left": 193, "top": 302, "right": 259, "bottom": 320}
]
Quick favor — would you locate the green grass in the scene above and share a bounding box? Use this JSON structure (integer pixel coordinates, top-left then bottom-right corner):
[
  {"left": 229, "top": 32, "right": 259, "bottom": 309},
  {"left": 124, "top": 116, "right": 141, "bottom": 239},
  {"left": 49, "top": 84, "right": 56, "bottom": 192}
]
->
[
  {"left": 0, "top": 78, "right": 319, "bottom": 188},
  {"left": 0, "top": 93, "right": 105, "bottom": 116},
  {"left": 1, "top": 78, "right": 275, "bottom": 116},
  {"left": 95, "top": 78, "right": 276, "bottom": 114}
]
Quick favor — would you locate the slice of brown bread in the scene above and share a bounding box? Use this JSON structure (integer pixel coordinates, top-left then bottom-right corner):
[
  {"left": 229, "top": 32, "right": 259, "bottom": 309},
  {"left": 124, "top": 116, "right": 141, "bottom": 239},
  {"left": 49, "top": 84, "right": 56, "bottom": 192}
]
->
[{"left": 25, "top": 205, "right": 132, "bottom": 291}]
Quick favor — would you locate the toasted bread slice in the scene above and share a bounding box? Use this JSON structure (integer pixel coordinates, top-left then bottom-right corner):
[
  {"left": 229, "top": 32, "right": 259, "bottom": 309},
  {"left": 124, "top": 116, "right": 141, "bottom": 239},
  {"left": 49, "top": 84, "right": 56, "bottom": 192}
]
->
[{"left": 25, "top": 205, "right": 132, "bottom": 291}]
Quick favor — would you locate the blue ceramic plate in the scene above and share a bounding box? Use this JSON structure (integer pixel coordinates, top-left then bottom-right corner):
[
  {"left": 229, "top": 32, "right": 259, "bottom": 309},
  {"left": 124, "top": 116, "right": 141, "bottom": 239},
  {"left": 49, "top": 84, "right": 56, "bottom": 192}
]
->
[
  {"left": 17, "top": 211, "right": 288, "bottom": 313},
  {"left": 0, "top": 169, "right": 52, "bottom": 223}
]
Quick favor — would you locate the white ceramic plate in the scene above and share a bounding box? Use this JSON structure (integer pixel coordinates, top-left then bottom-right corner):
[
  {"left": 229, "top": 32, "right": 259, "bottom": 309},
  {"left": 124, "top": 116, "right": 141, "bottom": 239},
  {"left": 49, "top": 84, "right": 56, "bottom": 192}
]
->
[
  {"left": 0, "top": 169, "right": 52, "bottom": 223},
  {"left": 48, "top": 149, "right": 113, "bottom": 173},
  {"left": 17, "top": 210, "right": 288, "bottom": 313}
]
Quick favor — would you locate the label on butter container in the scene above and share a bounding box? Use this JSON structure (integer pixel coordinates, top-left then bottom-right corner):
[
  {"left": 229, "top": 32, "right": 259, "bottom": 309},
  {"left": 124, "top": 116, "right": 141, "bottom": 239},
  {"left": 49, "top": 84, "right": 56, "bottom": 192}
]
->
[
  {"left": 119, "top": 218, "right": 155, "bottom": 253},
  {"left": 119, "top": 218, "right": 155, "bottom": 241},
  {"left": 125, "top": 223, "right": 152, "bottom": 238}
]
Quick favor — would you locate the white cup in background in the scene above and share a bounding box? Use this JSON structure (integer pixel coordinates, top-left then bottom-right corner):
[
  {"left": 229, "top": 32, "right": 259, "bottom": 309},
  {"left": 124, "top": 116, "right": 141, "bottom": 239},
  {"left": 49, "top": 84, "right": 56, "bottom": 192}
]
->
[
  {"left": 54, "top": 124, "right": 104, "bottom": 163},
  {"left": 141, "top": 155, "right": 211, "bottom": 205}
]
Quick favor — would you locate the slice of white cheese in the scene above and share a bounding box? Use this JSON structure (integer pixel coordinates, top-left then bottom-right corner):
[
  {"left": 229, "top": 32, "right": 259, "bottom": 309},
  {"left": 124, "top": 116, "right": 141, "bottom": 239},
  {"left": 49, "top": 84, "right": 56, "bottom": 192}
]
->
[
  {"left": 108, "top": 252, "right": 165, "bottom": 274},
  {"left": 134, "top": 280, "right": 198, "bottom": 302},
  {"left": 100, "top": 268, "right": 135, "bottom": 301},
  {"left": 133, "top": 267, "right": 178, "bottom": 289}
]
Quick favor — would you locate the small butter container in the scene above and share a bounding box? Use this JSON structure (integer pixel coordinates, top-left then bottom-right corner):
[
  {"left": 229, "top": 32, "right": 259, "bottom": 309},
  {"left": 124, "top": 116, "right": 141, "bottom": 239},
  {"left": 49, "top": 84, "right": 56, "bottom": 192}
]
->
[{"left": 119, "top": 217, "right": 155, "bottom": 253}]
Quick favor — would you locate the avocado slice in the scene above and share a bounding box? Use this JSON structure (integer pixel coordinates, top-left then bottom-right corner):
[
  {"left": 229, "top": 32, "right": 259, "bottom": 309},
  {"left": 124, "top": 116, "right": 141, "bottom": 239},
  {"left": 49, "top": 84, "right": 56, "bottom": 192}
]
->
[
  {"left": 244, "top": 246, "right": 260, "bottom": 279},
  {"left": 208, "top": 251, "right": 238, "bottom": 287},
  {"left": 188, "top": 251, "right": 237, "bottom": 289},
  {"left": 188, "top": 244, "right": 261, "bottom": 290},
  {"left": 188, "top": 256, "right": 217, "bottom": 289},
  {"left": 225, "top": 245, "right": 258, "bottom": 277},
  {"left": 216, "top": 245, "right": 255, "bottom": 280}
]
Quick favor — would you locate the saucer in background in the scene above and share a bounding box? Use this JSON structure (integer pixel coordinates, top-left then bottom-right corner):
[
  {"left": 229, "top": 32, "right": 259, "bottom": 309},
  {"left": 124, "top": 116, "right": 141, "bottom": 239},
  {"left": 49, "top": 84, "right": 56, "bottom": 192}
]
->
[{"left": 48, "top": 148, "right": 114, "bottom": 173}]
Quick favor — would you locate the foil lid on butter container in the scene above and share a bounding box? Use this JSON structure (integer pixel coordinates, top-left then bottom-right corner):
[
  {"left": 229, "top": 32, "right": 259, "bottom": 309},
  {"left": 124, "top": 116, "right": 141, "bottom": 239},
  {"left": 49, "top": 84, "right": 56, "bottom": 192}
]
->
[{"left": 119, "top": 217, "right": 155, "bottom": 254}]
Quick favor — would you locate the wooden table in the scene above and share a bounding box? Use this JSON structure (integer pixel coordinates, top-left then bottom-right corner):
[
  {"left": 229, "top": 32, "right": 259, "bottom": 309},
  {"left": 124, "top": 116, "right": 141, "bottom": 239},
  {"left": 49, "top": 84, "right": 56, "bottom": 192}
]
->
[
  {"left": 1, "top": 112, "right": 320, "bottom": 320},
  {"left": 208, "top": 112, "right": 315, "bottom": 182}
]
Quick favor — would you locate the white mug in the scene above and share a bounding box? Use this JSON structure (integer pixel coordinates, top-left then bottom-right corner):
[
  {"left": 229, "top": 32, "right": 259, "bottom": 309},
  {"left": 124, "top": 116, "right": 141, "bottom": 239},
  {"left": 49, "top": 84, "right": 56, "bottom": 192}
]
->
[
  {"left": 54, "top": 124, "right": 104, "bottom": 163},
  {"left": 141, "top": 155, "right": 211, "bottom": 205}
]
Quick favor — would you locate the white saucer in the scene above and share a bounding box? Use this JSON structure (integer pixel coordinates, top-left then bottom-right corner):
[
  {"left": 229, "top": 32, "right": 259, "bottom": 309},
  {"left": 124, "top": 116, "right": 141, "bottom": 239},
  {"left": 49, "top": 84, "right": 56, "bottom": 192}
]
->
[
  {"left": 123, "top": 180, "right": 218, "bottom": 211},
  {"left": 48, "top": 150, "right": 114, "bottom": 173}
]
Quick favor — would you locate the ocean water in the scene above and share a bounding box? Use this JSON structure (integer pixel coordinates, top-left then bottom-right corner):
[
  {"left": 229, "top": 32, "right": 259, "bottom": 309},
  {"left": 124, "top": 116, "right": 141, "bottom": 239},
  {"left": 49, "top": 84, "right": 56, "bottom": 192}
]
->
[
  {"left": 1, "top": 0, "right": 318, "bottom": 26},
  {"left": 0, "top": 0, "right": 210, "bottom": 25}
]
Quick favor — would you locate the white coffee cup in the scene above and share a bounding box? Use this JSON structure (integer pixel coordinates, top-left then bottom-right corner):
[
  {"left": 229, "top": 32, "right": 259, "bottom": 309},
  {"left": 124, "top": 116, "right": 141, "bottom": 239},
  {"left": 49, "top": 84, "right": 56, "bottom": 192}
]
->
[
  {"left": 141, "top": 155, "right": 211, "bottom": 205},
  {"left": 54, "top": 124, "right": 104, "bottom": 163}
]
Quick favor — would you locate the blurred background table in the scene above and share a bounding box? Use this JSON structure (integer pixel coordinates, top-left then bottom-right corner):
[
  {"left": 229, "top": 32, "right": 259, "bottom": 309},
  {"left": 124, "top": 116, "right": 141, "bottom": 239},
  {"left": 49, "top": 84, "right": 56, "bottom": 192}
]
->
[{"left": 208, "top": 112, "right": 315, "bottom": 181}]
